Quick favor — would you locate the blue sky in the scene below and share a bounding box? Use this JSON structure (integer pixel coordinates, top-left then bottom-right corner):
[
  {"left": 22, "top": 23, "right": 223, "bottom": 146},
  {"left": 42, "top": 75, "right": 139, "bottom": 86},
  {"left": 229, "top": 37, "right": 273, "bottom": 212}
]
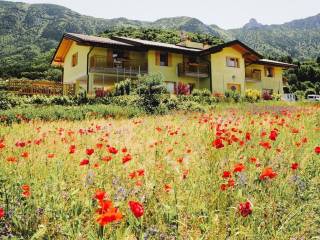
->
[{"left": 9, "top": 0, "right": 320, "bottom": 29}]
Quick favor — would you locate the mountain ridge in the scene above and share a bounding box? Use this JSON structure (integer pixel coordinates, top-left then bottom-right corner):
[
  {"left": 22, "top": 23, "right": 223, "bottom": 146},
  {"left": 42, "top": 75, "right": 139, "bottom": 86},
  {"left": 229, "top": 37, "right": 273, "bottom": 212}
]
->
[{"left": 0, "top": 0, "right": 319, "bottom": 80}]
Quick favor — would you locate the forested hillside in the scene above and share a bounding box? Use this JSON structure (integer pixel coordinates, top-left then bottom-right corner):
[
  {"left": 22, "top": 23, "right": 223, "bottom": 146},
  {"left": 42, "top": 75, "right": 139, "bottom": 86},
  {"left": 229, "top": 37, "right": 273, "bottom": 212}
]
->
[{"left": 0, "top": 0, "right": 319, "bottom": 95}]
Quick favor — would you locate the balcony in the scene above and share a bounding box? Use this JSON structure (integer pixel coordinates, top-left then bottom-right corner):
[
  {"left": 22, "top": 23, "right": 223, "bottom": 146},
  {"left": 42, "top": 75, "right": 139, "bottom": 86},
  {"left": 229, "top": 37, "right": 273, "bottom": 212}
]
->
[
  {"left": 178, "top": 63, "right": 209, "bottom": 78},
  {"left": 245, "top": 68, "right": 261, "bottom": 82},
  {"left": 89, "top": 55, "right": 148, "bottom": 77}
]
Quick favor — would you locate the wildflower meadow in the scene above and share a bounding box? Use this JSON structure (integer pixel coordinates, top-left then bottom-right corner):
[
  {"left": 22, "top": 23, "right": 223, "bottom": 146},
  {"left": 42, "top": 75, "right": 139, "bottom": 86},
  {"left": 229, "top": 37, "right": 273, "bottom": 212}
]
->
[{"left": 0, "top": 103, "right": 320, "bottom": 239}]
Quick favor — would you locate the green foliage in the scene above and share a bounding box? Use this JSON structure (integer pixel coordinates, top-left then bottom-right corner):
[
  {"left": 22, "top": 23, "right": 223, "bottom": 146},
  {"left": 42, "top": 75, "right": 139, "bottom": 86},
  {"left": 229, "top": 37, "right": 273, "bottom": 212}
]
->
[
  {"left": 294, "top": 90, "right": 305, "bottom": 101},
  {"left": 224, "top": 90, "right": 241, "bottom": 103},
  {"left": 0, "top": 92, "right": 24, "bottom": 110},
  {"left": 115, "top": 79, "right": 132, "bottom": 96},
  {"left": 103, "top": 27, "right": 224, "bottom": 46},
  {"left": 0, "top": 105, "right": 144, "bottom": 125},
  {"left": 191, "top": 88, "right": 211, "bottom": 97},
  {"left": 304, "top": 88, "right": 316, "bottom": 99},
  {"left": 285, "top": 61, "right": 320, "bottom": 95}
]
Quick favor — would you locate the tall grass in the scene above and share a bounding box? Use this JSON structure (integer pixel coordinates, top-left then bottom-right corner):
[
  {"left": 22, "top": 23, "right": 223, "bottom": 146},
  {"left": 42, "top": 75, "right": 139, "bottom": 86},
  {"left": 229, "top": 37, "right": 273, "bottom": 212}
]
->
[{"left": 0, "top": 103, "right": 319, "bottom": 239}]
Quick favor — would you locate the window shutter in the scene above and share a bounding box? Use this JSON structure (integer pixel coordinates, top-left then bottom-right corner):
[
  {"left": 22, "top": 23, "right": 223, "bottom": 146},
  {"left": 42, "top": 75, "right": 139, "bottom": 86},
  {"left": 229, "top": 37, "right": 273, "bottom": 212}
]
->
[
  {"left": 107, "top": 49, "right": 113, "bottom": 68},
  {"left": 168, "top": 53, "right": 172, "bottom": 67},
  {"left": 155, "top": 51, "right": 160, "bottom": 66}
]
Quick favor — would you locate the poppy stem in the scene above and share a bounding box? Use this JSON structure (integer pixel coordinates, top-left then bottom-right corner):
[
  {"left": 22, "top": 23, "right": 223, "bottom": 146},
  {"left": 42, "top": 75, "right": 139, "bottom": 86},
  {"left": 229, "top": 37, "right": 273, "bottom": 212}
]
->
[
  {"left": 139, "top": 216, "right": 143, "bottom": 239},
  {"left": 98, "top": 225, "right": 104, "bottom": 239}
]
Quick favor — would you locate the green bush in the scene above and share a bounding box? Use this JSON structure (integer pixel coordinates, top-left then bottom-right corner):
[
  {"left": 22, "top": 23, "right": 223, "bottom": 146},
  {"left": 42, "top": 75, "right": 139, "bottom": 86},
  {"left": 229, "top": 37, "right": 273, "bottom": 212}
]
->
[
  {"left": 294, "top": 90, "right": 305, "bottom": 101},
  {"left": 115, "top": 79, "right": 132, "bottom": 96},
  {"left": 135, "top": 73, "right": 168, "bottom": 113},
  {"left": 136, "top": 73, "right": 167, "bottom": 95},
  {"left": 0, "top": 105, "right": 144, "bottom": 125},
  {"left": 176, "top": 101, "right": 207, "bottom": 112},
  {"left": 224, "top": 90, "right": 241, "bottom": 103},
  {"left": 0, "top": 92, "right": 24, "bottom": 110},
  {"left": 191, "top": 88, "right": 211, "bottom": 97},
  {"left": 304, "top": 88, "right": 316, "bottom": 99}
]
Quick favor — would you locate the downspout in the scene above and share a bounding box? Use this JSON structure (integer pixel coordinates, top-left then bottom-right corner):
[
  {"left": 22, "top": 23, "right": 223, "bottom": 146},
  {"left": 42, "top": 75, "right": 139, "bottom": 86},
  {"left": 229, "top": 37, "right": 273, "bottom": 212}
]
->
[{"left": 86, "top": 46, "right": 94, "bottom": 93}]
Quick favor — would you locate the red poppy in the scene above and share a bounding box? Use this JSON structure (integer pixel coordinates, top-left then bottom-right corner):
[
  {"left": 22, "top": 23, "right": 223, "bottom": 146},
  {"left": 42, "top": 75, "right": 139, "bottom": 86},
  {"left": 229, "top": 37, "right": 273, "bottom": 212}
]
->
[
  {"left": 259, "top": 167, "right": 277, "bottom": 180},
  {"left": 212, "top": 138, "right": 224, "bottom": 149},
  {"left": 96, "top": 198, "right": 122, "bottom": 226},
  {"left": 108, "top": 146, "right": 118, "bottom": 154},
  {"left": 122, "top": 154, "right": 132, "bottom": 164},
  {"left": 21, "top": 185, "right": 31, "bottom": 198},
  {"left": 315, "top": 146, "right": 320, "bottom": 155},
  {"left": 96, "top": 143, "right": 103, "bottom": 149},
  {"left": 47, "top": 153, "right": 55, "bottom": 158},
  {"left": 101, "top": 156, "right": 112, "bottom": 162},
  {"left": 95, "top": 190, "right": 106, "bottom": 201},
  {"left": 269, "top": 130, "right": 278, "bottom": 141},
  {"left": 182, "top": 169, "right": 189, "bottom": 179},
  {"left": 121, "top": 148, "right": 127, "bottom": 153},
  {"left": 233, "top": 163, "right": 245, "bottom": 173},
  {"left": 164, "top": 184, "right": 172, "bottom": 192},
  {"left": 222, "top": 171, "right": 232, "bottom": 178},
  {"left": 291, "top": 163, "right": 299, "bottom": 170},
  {"left": 220, "top": 183, "right": 227, "bottom": 191},
  {"left": 6, "top": 156, "right": 17, "bottom": 163},
  {"left": 259, "top": 141, "right": 271, "bottom": 150},
  {"left": 228, "top": 178, "right": 235, "bottom": 187},
  {"left": 80, "top": 159, "right": 89, "bottom": 166},
  {"left": 69, "top": 145, "right": 76, "bottom": 154},
  {"left": 0, "top": 208, "right": 4, "bottom": 219},
  {"left": 129, "top": 171, "right": 137, "bottom": 179},
  {"left": 238, "top": 201, "right": 252, "bottom": 217},
  {"left": 86, "top": 148, "right": 94, "bottom": 156},
  {"left": 21, "top": 152, "right": 29, "bottom": 158},
  {"left": 0, "top": 142, "right": 5, "bottom": 149},
  {"left": 129, "top": 201, "right": 144, "bottom": 218},
  {"left": 249, "top": 157, "right": 257, "bottom": 163}
]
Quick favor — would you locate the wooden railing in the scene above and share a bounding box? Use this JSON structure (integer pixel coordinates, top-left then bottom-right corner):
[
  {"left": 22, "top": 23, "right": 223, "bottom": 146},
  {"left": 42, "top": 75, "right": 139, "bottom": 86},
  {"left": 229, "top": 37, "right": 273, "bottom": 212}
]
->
[{"left": 0, "top": 80, "right": 76, "bottom": 96}]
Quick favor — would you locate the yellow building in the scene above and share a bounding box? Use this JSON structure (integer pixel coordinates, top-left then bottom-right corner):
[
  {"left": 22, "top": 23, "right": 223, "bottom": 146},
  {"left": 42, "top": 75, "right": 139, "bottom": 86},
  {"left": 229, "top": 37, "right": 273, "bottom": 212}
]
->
[{"left": 52, "top": 33, "right": 296, "bottom": 96}]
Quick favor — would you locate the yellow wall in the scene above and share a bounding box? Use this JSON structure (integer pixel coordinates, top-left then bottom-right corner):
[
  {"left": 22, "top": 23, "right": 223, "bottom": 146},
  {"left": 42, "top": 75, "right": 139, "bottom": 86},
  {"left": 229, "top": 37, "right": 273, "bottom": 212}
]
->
[
  {"left": 245, "top": 64, "right": 284, "bottom": 94},
  {"left": 147, "top": 50, "right": 206, "bottom": 88},
  {"left": 210, "top": 47, "right": 245, "bottom": 94},
  {"left": 62, "top": 43, "right": 285, "bottom": 95},
  {"left": 63, "top": 42, "right": 90, "bottom": 87}
]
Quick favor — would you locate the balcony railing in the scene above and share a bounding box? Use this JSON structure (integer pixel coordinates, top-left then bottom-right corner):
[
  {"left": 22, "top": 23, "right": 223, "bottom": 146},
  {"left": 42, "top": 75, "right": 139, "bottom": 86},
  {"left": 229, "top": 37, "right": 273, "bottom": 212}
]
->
[
  {"left": 90, "top": 66, "right": 148, "bottom": 77},
  {"left": 89, "top": 56, "right": 148, "bottom": 77},
  {"left": 177, "top": 63, "right": 209, "bottom": 78}
]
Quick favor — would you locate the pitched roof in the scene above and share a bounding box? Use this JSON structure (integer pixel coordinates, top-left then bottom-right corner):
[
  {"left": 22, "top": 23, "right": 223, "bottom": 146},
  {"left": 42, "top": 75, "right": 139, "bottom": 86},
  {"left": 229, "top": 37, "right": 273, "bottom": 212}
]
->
[
  {"left": 255, "top": 59, "right": 297, "bottom": 68},
  {"left": 52, "top": 33, "right": 296, "bottom": 69},
  {"left": 200, "top": 40, "right": 263, "bottom": 58},
  {"left": 111, "top": 36, "right": 201, "bottom": 53},
  {"left": 64, "top": 33, "right": 134, "bottom": 47}
]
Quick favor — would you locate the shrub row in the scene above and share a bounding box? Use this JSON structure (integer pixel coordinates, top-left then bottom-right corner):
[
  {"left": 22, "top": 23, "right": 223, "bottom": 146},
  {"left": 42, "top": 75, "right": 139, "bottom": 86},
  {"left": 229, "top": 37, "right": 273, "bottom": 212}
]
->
[{"left": 0, "top": 104, "right": 144, "bottom": 125}]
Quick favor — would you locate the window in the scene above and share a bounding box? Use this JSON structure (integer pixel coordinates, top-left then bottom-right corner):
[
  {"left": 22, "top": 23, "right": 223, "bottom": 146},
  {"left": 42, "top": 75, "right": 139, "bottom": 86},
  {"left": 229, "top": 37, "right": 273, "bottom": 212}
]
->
[
  {"left": 265, "top": 67, "right": 274, "bottom": 77},
  {"left": 113, "top": 49, "right": 126, "bottom": 60},
  {"left": 263, "top": 89, "right": 273, "bottom": 95},
  {"left": 226, "top": 57, "right": 240, "bottom": 68},
  {"left": 160, "top": 52, "right": 169, "bottom": 66},
  {"left": 72, "top": 53, "right": 78, "bottom": 67}
]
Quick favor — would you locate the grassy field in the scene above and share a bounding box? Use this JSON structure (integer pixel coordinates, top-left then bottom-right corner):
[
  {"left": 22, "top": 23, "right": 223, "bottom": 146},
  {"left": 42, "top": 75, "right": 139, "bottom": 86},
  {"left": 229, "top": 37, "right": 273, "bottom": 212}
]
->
[{"left": 0, "top": 103, "right": 320, "bottom": 239}]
